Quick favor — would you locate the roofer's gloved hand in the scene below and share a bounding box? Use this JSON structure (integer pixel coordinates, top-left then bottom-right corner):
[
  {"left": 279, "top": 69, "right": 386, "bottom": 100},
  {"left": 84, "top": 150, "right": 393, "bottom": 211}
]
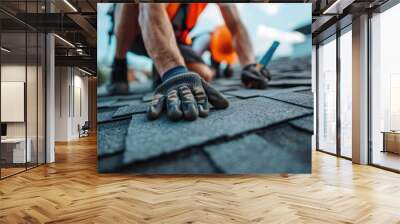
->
[
  {"left": 147, "top": 66, "right": 229, "bottom": 121},
  {"left": 240, "top": 64, "right": 271, "bottom": 89}
]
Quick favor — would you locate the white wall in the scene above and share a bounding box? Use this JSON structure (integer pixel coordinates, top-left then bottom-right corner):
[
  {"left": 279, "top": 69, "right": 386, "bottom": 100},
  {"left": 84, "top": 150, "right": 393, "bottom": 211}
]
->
[
  {"left": 1, "top": 65, "right": 36, "bottom": 138},
  {"left": 1, "top": 63, "right": 46, "bottom": 164},
  {"left": 76, "top": 71, "right": 89, "bottom": 138},
  {"left": 55, "top": 66, "right": 70, "bottom": 141},
  {"left": 54, "top": 67, "right": 89, "bottom": 141},
  {"left": 1, "top": 82, "right": 25, "bottom": 122},
  {"left": 1, "top": 65, "right": 26, "bottom": 132}
]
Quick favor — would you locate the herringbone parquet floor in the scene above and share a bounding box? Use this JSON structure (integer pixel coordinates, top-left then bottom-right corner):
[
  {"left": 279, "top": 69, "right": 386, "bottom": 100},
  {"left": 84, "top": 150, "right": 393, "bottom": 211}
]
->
[{"left": 1, "top": 135, "right": 400, "bottom": 224}]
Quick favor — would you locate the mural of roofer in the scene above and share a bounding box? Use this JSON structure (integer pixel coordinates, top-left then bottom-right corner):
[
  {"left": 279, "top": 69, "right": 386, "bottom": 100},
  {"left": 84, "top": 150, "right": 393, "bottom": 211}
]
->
[
  {"left": 97, "top": 3, "right": 313, "bottom": 174},
  {"left": 106, "top": 3, "right": 272, "bottom": 121}
]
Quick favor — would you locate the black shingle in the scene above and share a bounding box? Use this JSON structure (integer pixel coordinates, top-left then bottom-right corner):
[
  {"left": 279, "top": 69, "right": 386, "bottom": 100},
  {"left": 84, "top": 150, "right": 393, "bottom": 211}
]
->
[
  {"left": 225, "top": 86, "right": 311, "bottom": 99},
  {"left": 122, "top": 97, "right": 312, "bottom": 165},
  {"left": 223, "top": 89, "right": 269, "bottom": 99},
  {"left": 269, "top": 79, "right": 311, "bottom": 87},
  {"left": 289, "top": 115, "right": 314, "bottom": 133},
  {"left": 97, "top": 110, "right": 117, "bottom": 123},
  {"left": 97, "top": 56, "right": 313, "bottom": 174},
  {"left": 98, "top": 153, "right": 124, "bottom": 173},
  {"left": 111, "top": 99, "right": 142, "bottom": 107},
  {"left": 120, "top": 148, "right": 217, "bottom": 174},
  {"left": 142, "top": 93, "right": 153, "bottom": 102},
  {"left": 257, "top": 124, "right": 311, "bottom": 172},
  {"left": 268, "top": 59, "right": 310, "bottom": 73},
  {"left": 212, "top": 79, "right": 243, "bottom": 87},
  {"left": 295, "top": 89, "right": 313, "bottom": 95},
  {"left": 271, "top": 71, "right": 311, "bottom": 80},
  {"left": 97, "top": 100, "right": 118, "bottom": 109},
  {"left": 212, "top": 85, "right": 241, "bottom": 92},
  {"left": 97, "top": 95, "right": 143, "bottom": 112},
  {"left": 98, "top": 118, "right": 131, "bottom": 157},
  {"left": 112, "top": 103, "right": 148, "bottom": 118},
  {"left": 97, "top": 81, "right": 153, "bottom": 97},
  {"left": 204, "top": 128, "right": 310, "bottom": 173},
  {"left": 263, "top": 92, "right": 313, "bottom": 109},
  {"left": 116, "top": 95, "right": 144, "bottom": 101}
]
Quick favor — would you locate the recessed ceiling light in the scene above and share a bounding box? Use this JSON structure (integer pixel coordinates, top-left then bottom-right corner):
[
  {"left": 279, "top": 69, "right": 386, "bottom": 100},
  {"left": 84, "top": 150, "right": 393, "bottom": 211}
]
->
[
  {"left": 1, "top": 47, "right": 11, "bottom": 53},
  {"left": 54, "top": 34, "right": 75, "bottom": 48},
  {"left": 78, "top": 67, "right": 92, "bottom": 76},
  {"left": 323, "top": 0, "right": 353, "bottom": 15},
  {"left": 63, "top": 0, "right": 78, "bottom": 12}
]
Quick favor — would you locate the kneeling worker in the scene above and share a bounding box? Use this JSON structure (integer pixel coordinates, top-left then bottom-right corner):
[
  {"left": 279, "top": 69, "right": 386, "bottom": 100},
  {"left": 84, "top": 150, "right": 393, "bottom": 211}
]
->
[{"left": 110, "top": 3, "right": 271, "bottom": 121}]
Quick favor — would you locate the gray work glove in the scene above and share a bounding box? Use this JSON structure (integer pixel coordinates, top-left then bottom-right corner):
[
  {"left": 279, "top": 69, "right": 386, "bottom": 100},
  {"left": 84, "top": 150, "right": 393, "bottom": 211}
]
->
[
  {"left": 241, "top": 64, "right": 271, "bottom": 89},
  {"left": 147, "top": 72, "right": 229, "bottom": 121}
]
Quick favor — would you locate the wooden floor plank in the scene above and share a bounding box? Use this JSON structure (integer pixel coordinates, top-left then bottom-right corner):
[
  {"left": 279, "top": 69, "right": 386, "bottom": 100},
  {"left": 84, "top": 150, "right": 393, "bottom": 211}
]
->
[{"left": 1, "top": 135, "right": 399, "bottom": 223}]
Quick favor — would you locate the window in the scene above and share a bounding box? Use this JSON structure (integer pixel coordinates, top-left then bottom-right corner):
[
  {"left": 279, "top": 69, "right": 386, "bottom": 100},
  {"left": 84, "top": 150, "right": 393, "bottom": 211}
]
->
[
  {"left": 317, "top": 35, "right": 337, "bottom": 154},
  {"left": 339, "top": 28, "right": 352, "bottom": 158},
  {"left": 370, "top": 3, "right": 400, "bottom": 171},
  {"left": 1, "top": 30, "right": 28, "bottom": 177},
  {"left": 0, "top": 1, "right": 46, "bottom": 179}
]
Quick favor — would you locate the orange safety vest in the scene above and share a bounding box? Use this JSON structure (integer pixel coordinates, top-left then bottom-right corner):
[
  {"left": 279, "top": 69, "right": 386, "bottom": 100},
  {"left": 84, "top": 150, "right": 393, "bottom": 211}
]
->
[{"left": 167, "top": 3, "right": 208, "bottom": 45}]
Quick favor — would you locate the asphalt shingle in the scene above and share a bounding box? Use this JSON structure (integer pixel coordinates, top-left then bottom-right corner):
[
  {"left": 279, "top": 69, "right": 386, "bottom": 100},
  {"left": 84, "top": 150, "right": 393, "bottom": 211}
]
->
[
  {"left": 112, "top": 103, "right": 148, "bottom": 118},
  {"left": 223, "top": 89, "right": 271, "bottom": 99},
  {"left": 295, "top": 89, "right": 313, "bottom": 95},
  {"left": 257, "top": 124, "right": 311, "bottom": 172},
  {"left": 204, "top": 126, "right": 310, "bottom": 174},
  {"left": 97, "top": 100, "right": 118, "bottom": 109},
  {"left": 111, "top": 99, "right": 142, "bottom": 107},
  {"left": 289, "top": 115, "right": 314, "bottom": 133},
  {"left": 122, "top": 97, "right": 312, "bottom": 165},
  {"left": 224, "top": 86, "right": 311, "bottom": 99},
  {"left": 212, "top": 79, "right": 243, "bottom": 87},
  {"left": 268, "top": 79, "right": 311, "bottom": 87},
  {"left": 98, "top": 118, "right": 130, "bottom": 157},
  {"left": 97, "top": 56, "right": 313, "bottom": 174},
  {"left": 97, "top": 110, "right": 117, "bottom": 123},
  {"left": 97, "top": 95, "right": 143, "bottom": 109},
  {"left": 271, "top": 71, "right": 311, "bottom": 80},
  {"left": 263, "top": 92, "right": 313, "bottom": 109},
  {"left": 269, "top": 59, "right": 310, "bottom": 73},
  {"left": 120, "top": 148, "right": 217, "bottom": 174},
  {"left": 142, "top": 93, "right": 153, "bottom": 102},
  {"left": 212, "top": 85, "right": 241, "bottom": 92},
  {"left": 98, "top": 153, "right": 124, "bottom": 173}
]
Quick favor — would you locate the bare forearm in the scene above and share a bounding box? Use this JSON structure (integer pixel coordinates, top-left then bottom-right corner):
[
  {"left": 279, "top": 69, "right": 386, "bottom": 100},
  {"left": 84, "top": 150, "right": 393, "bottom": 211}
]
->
[
  {"left": 115, "top": 4, "right": 139, "bottom": 59},
  {"left": 219, "top": 4, "right": 254, "bottom": 66},
  {"left": 232, "top": 22, "right": 254, "bottom": 66},
  {"left": 138, "top": 3, "right": 185, "bottom": 75}
]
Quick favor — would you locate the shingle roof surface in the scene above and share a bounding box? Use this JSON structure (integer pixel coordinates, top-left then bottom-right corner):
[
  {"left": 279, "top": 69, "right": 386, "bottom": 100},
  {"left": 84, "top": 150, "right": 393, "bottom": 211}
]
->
[{"left": 97, "top": 56, "right": 313, "bottom": 174}]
